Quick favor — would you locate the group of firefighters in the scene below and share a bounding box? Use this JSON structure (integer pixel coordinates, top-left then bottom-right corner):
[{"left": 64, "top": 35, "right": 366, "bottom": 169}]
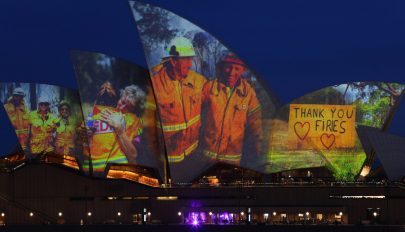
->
[
  {"left": 152, "top": 37, "right": 263, "bottom": 177},
  {"left": 3, "top": 36, "right": 263, "bottom": 180},
  {"left": 81, "top": 36, "right": 263, "bottom": 179},
  {"left": 3, "top": 88, "right": 82, "bottom": 164}
]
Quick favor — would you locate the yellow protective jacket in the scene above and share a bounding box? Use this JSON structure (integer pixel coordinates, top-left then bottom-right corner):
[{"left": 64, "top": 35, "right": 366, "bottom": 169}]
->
[
  {"left": 54, "top": 117, "right": 77, "bottom": 156},
  {"left": 85, "top": 105, "right": 142, "bottom": 173},
  {"left": 29, "top": 111, "right": 56, "bottom": 155},
  {"left": 151, "top": 65, "right": 206, "bottom": 163},
  {"left": 201, "top": 79, "right": 262, "bottom": 164},
  {"left": 3, "top": 99, "right": 30, "bottom": 150}
]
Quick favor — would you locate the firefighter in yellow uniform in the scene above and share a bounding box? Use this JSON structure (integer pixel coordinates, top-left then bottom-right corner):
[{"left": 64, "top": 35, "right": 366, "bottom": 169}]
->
[
  {"left": 83, "top": 81, "right": 118, "bottom": 173},
  {"left": 28, "top": 96, "right": 56, "bottom": 160},
  {"left": 201, "top": 53, "right": 262, "bottom": 165},
  {"left": 54, "top": 100, "right": 80, "bottom": 169},
  {"left": 3, "top": 87, "right": 30, "bottom": 153},
  {"left": 151, "top": 37, "right": 206, "bottom": 165},
  {"left": 86, "top": 84, "right": 144, "bottom": 175}
]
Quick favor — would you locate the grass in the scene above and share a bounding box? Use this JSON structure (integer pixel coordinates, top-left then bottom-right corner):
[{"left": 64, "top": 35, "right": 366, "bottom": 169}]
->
[{"left": 265, "top": 149, "right": 366, "bottom": 181}]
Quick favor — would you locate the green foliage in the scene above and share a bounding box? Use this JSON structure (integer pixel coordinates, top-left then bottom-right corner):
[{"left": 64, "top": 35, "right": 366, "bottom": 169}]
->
[
  {"left": 267, "top": 150, "right": 326, "bottom": 173},
  {"left": 347, "top": 82, "right": 404, "bottom": 127},
  {"left": 323, "top": 150, "right": 366, "bottom": 181},
  {"left": 355, "top": 97, "right": 390, "bottom": 128}
]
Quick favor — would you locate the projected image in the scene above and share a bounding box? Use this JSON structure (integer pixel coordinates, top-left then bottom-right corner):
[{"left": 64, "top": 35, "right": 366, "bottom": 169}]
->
[
  {"left": 71, "top": 51, "right": 163, "bottom": 185},
  {"left": 0, "top": 83, "right": 86, "bottom": 169},
  {"left": 269, "top": 82, "right": 405, "bottom": 181},
  {"left": 131, "top": 2, "right": 278, "bottom": 182}
]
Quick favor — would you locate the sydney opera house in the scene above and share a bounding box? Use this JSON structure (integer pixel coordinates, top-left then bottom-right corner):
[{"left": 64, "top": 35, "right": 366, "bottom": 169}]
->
[{"left": 0, "top": 1, "right": 404, "bottom": 232}]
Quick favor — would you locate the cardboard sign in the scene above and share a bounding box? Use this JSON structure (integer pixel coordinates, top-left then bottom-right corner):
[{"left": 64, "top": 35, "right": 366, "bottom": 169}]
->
[{"left": 288, "top": 104, "right": 356, "bottom": 150}]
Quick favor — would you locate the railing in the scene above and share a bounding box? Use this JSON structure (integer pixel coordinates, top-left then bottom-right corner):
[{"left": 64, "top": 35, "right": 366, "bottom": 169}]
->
[{"left": 165, "top": 180, "right": 397, "bottom": 188}]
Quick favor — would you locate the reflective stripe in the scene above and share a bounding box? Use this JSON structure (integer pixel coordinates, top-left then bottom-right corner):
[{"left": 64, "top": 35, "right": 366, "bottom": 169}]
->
[
  {"left": 15, "top": 129, "right": 29, "bottom": 133},
  {"left": 184, "top": 140, "right": 198, "bottom": 156},
  {"left": 157, "top": 115, "right": 200, "bottom": 132},
  {"left": 83, "top": 156, "right": 128, "bottom": 169},
  {"left": 248, "top": 104, "right": 261, "bottom": 116},
  {"left": 203, "top": 150, "right": 241, "bottom": 162},
  {"left": 168, "top": 140, "right": 199, "bottom": 163},
  {"left": 167, "top": 154, "right": 184, "bottom": 163}
]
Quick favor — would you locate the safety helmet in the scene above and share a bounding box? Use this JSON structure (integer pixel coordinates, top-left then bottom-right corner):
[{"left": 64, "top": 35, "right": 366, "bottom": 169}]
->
[
  {"left": 220, "top": 52, "right": 245, "bottom": 66},
  {"left": 37, "top": 96, "right": 51, "bottom": 105},
  {"left": 165, "top": 37, "right": 196, "bottom": 57},
  {"left": 12, "top": 87, "right": 26, "bottom": 97}
]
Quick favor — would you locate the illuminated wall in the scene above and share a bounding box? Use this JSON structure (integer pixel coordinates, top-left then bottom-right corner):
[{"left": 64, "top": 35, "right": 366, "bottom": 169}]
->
[
  {"left": 269, "top": 82, "right": 405, "bottom": 181},
  {"left": 130, "top": 1, "right": 279, "bottom": 183},
  {"left": 71, "top": 51, "right": 164, "bottom": 185},
  {"left": 0, "top": 82, "right": 87, "bottom": 170}
]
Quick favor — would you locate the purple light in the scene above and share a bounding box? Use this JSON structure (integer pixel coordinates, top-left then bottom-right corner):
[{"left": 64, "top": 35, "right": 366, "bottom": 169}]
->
[{"left": 186, "top": 212, "right": 201, "bottom": 226}]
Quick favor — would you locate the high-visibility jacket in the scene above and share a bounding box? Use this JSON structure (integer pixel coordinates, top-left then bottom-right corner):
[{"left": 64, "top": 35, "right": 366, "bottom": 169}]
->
[
  {"left": 54, "top": 116, "right": 80, "bottom": 170},
  {"left": 4, "top": 98, "right": 30, "bottom": 150},
  {"left": 29, "top": 111, "right": 56, "bottom": 155},
  {"left": 201, "top": 79, "right": 262, "bottom": 164},
  {"left": 54, "top": 117, "right": 77, "bottom": 156},
  {"left": 77, "top": 121, "right": 91, "bottom": 173},
  {"left": 84, "top": 105, "right": 142, "bottom": 173},
  {"left": 151, "top": 65, "right": 206, "bottom": 163}
]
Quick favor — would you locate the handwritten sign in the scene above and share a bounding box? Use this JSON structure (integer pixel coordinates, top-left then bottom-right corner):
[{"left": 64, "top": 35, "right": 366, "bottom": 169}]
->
[{"left": 288, "top": 104, "right": 356, "bottom": 150}]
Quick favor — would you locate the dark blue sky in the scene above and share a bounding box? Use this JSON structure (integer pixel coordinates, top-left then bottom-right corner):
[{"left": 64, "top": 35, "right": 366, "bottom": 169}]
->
[{"left": 0, "top": 0, "right": 404, "bottom": 155}]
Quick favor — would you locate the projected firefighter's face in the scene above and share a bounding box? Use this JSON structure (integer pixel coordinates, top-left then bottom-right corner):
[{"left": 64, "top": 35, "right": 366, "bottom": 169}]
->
[
  {"left": 170, "top": 57, "right": 193, "bottom": 79},
  {"left": 60, "top": 106, "right": 70, "bottom": 118},
  {"left": 12, "top": 95, "right": 24, "bottom": 105},
  {"left": 39, "top": 102, "right": 49, "bottom": 113},
  {"left": 220, "top": 63, "right": 246, "bottom": 87},
  {"left": 117, "top": 94, "right": 135, "bottom": 113}
]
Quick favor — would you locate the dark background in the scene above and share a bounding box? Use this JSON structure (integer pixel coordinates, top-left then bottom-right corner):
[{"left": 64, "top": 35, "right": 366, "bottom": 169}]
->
[{"left": 0, "top": 0, "right": 404, "bottom": 155}]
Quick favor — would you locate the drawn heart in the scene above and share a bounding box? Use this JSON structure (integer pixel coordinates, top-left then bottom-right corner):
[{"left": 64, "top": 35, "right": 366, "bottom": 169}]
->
[
  {"left": 294, "top": 122, "right": 310, "bottom": 140},
  {"left": 320, "top": 133, "right": 335, "bottom": 150}
]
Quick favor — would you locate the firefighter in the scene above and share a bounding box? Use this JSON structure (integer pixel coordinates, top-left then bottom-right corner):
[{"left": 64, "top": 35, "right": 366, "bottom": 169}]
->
[
  {"left": 55, "top": 100, "right": 75, "bottom": 156},
  {"left": 54, "top": 100, "right": 81, "bottom": 168},
  {"left": 28, "top": 96, "right": 56, "bottom": 160},
  {"left": 3, "top": 87, "right": 30, "bottom": 152},
  {"left": 83, "top": 81, "right": 118, "bottom": 174},
  {"left": 151, "top": 37, "right": 207, "bottom": 164},
  {"left": 201, "top": 52, "right": 262, "bottom": 165},
  {"left": 86, "top": 83, "right": 145, "bottom": 175}
]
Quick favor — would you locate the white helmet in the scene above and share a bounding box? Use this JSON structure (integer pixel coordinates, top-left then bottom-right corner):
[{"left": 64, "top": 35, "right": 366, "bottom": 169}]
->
[
  {"left": 38, "top": 95, "right": 51, "bottom": 105},
  {"left": 12, "top": 87, "right": 25, "bottom": 97},
  {"left": 165, "top": 37, "right": 196, "bottom": 57}
]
